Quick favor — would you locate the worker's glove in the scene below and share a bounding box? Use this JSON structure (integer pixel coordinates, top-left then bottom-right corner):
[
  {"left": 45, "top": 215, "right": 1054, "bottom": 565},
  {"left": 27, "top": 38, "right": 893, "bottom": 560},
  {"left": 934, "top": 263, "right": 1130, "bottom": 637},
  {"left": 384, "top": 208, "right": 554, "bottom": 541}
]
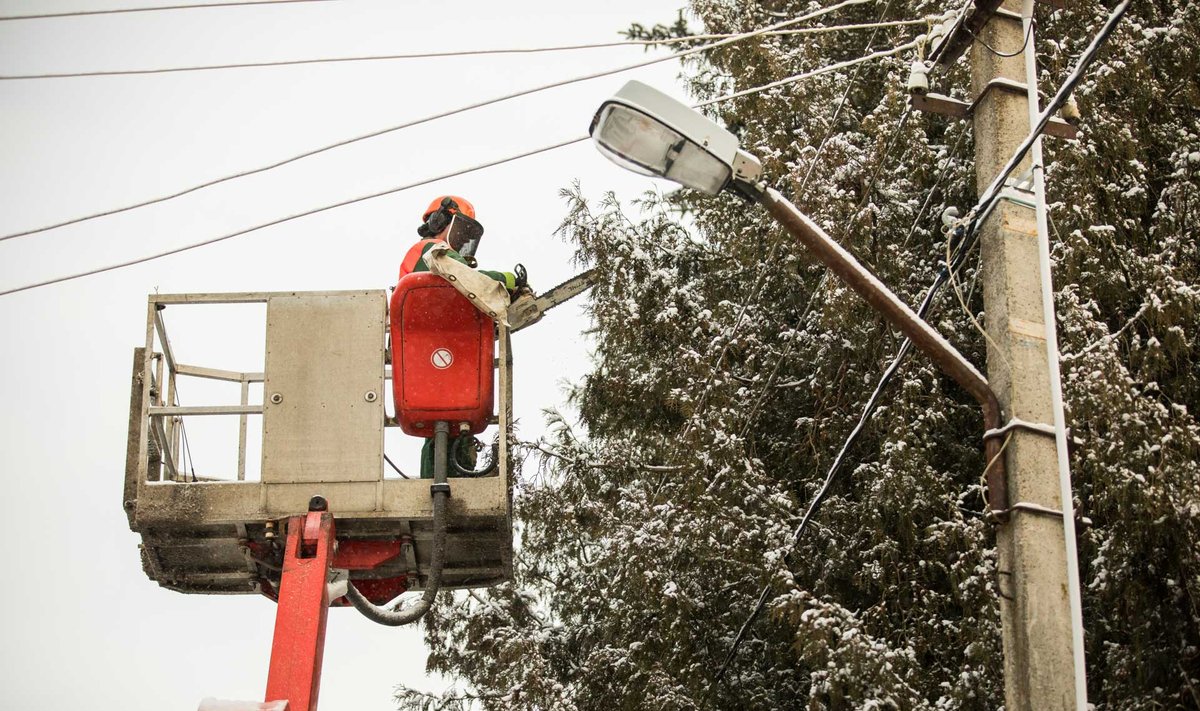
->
[
  {"left": 509, "top": 285, "right": 534, "bottom": 303},
  {"left": 513, "top": 263, "right": 528, "bottom": 289}
]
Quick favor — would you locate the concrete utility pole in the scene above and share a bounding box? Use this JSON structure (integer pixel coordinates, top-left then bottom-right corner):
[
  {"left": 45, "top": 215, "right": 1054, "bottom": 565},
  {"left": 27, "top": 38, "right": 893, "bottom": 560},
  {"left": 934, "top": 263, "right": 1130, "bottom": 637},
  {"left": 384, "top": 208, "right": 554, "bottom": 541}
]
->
[{"left": 968, "top": 1, "right": 1084, "bottom": 709}]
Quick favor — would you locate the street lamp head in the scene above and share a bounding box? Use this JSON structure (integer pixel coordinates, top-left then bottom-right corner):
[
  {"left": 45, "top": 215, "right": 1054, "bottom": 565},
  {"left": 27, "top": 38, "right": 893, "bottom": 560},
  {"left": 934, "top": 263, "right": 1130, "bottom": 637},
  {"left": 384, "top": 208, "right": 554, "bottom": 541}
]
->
[{"left": 589, "top": 80, "right": 762, "bottom": 197}]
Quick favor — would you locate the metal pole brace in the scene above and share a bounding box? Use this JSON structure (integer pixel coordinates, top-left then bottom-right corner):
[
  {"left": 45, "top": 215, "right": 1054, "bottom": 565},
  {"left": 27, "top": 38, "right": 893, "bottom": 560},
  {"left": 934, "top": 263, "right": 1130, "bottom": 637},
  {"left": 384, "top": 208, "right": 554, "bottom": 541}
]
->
[
  {"left": 969, "top": 78, "right": 1030, "bottom": 116},
  {"left": 983, "top": 416, "right": 1058, "bottom": 442},
  {"left": 909, "top": 77, "right": 1078, "bottom": 140},
  {"left": 983, "top": 419, "right": 1073, "bottom": 523},
  {"left": 1002, "top": 501, "right": 1066, "bottom": 519},
  {"left": 430, "top": 482, "right": 451, "bottom": 496}
]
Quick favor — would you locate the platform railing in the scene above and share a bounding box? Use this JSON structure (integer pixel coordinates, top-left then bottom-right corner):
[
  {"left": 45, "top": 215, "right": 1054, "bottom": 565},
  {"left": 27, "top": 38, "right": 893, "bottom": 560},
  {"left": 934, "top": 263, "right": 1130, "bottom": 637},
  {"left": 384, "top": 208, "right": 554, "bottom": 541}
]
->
[
  {"left": 127, "top": 289, "right": 514, "bottom": 595},
  {"left": 142, "top": 291, "right": 405, "bottom": 484},
  {"left": 145, "top": 295, "right": 268, "bottom": 483}
]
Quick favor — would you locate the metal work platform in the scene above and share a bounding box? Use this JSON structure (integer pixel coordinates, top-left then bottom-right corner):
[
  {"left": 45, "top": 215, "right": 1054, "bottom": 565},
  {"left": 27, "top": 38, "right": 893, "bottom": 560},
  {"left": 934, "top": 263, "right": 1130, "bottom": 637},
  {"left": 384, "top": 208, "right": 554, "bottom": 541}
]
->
[{"left": 123, "top": 290, "right": 513, "bottom": 598}]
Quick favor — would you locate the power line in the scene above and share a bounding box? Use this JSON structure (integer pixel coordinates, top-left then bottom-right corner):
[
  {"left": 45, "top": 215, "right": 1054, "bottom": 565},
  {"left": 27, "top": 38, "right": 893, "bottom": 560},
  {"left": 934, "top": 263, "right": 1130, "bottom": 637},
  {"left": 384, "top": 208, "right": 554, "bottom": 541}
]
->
[
  {"left": 0, "top": 0, "right": 333, "bottom": 21},
  {"left": 0, "top": 42, "right": 652, "bottom": 81},
  {"left": 0, "top": 136, "right": 584, "bottom": 297},
  {"left": 0, "top": 32, "right": 916, "bottom": 298},
  {"left": 681, "top": 0, "right": 903, "bottom": 442},
  {"left": 0, "top": 0, "right": 873, "bottom": 244},
  {"left": 713, "top": 126, "right": 971, "bottom": 686},
  {"left": 704, "top": 0, "right": 918, "bottom": 686},
  {"left": 965, "top": 15, "right": 1033, "bottom": 58},
  {"left": 0, "top": 18, "right": 937, "bottom": 81},
  {"left": 735, "top": 104, "right": 916, "bottom": 441},
  {"left": 693, "top": 38, "right": 919, "bottom": 107}
]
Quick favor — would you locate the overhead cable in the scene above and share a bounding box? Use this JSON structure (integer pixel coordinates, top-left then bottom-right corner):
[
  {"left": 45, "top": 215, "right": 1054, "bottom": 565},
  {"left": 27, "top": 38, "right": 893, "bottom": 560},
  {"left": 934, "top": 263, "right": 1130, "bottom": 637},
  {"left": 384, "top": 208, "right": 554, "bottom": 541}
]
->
[
  {"left": 735, "top": 104, "right": 916, "bottom": 440},
  {"left": 0, "top": 137, "right": 583, "bottom": 297},
  {"left": 0, "top": 18, "right": 937, "bottom": 81},
  {"left": 965, "top": 15, "right": 1034, "bottom": 58},
  {"left": 715, "top": 125, "right": 970, "bottom": 684},
  {"left": 703, "top": 0, "right": 916, "bottom": 686},
  {"left": 682, "top": 0, "right": 901, "bottom": 441},
  {"left": 0, "top": 0, "right": 872, "bottom": 243},
  {"left": 0, "top": 0, "right": 333, "bottom": 21},
  {"left": 0, "top": 32, "right": 915, "bottom": 297},
  {"left": 694, "top": 37, "right": 918, "bottom": 107}
]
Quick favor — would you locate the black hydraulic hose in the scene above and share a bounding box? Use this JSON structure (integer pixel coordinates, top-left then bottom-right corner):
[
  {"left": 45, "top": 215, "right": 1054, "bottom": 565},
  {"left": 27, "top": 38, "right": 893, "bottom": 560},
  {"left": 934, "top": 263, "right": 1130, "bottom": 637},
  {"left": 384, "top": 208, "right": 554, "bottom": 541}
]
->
[
  {"left": 451, "top": 435, "right": 499, "bottom": 477},
  {"left": 346, "top": 422, "right": 450, "bottom": 626}
]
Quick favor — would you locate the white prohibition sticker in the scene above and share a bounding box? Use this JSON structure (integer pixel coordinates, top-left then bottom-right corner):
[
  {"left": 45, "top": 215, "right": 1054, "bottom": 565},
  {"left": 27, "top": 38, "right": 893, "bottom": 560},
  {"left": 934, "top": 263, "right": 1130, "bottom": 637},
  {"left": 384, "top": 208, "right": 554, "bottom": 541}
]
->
[{"left": 431, "top": 348, "right": 454, "bottom": 369}]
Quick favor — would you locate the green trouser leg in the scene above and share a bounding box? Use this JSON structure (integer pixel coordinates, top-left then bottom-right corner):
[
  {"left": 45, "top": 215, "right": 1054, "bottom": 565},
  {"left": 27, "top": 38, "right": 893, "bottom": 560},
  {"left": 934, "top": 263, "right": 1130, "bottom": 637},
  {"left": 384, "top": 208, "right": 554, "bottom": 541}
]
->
[
  {"left": 420, "top": 437, "right": 434, "bottom": 479},
  {"left": 421, "top": 436, "right": 461, "bottom": 478},
  {"left": 424, "top": 432, "right": 475, "bottom": 478}
]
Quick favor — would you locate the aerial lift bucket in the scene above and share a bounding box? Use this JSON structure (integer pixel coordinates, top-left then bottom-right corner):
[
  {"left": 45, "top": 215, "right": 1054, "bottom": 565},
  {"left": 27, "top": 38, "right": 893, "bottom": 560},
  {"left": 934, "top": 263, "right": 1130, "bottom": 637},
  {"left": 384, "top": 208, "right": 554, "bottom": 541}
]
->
[{"left": 125, "top": 287, "right": 515, "bottom": 709}]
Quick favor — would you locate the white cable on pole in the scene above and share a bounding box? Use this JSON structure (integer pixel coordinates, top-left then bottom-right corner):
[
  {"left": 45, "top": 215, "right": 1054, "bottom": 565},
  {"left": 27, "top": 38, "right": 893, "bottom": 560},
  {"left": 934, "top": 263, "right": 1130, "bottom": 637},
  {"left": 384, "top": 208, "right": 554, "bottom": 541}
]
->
[{"left": 1021, "top": 1, "right": 1088, "bottom": 707}]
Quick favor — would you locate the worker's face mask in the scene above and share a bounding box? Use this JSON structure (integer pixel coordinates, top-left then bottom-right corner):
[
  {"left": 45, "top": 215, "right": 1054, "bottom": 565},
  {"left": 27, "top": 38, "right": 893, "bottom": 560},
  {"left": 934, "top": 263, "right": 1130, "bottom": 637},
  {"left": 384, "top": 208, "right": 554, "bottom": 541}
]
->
[{"left": 445, "top": 214, "right": 485, "bottom": 258}]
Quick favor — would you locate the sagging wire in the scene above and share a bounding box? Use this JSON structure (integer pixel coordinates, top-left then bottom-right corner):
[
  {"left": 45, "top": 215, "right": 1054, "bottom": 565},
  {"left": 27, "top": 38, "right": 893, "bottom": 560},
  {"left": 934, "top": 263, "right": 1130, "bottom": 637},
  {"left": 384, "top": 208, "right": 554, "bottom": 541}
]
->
[
  {"left": 692, "top": 38, "right": 921, "bottom": 107},
  {"left": 980, "top": 432, "right": 1013, "bottom": 511},
  {"left": 713, "top": 121, "right": 973, "bottom": 687},
  {"left": 712, "top": 239, "right": 966, "bottom": 686},
  {"left": 735, "top": 103, "right": 916, "bottom": 441},
  {"left": 1, "top": 17, "right": 944, "bottom": 81},
  {"left": 901, "top": 127, "right": 970, "bottom": 248},
  {"left": 965, "top": 15, "right": 1034, "bottom": 58},
  {"left": 0, "top": 33, "right": 923, "bottom": 296},
  {"left": 681, "top": 0, "right": 904, "bottom": 442},
  {"left": 0, "top": 0, "right": 334, "bottom": 22},
  {"left": 0, "top": 0, "right": 873, "bottom": 244},
  {"left": 944, "top": 208, "right": 1008, "bottom": 366},
  {"left": 0, "top": 135, "right": 584, "bottom": 296}
]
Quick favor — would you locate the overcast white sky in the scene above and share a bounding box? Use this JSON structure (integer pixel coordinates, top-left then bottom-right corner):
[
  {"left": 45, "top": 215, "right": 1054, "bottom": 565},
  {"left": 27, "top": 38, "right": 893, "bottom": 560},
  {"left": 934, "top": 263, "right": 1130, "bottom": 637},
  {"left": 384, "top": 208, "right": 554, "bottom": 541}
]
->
[{"left": 0, "top": 0, "right": 687, "bottom": 708}]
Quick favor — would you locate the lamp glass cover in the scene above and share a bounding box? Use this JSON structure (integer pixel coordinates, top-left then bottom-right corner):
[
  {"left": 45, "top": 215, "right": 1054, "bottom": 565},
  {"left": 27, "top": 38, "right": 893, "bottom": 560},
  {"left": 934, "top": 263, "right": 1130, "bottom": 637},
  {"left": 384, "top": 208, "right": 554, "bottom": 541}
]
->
[{"left": 593, "top": 104, "right": 730, "bottom": 195}]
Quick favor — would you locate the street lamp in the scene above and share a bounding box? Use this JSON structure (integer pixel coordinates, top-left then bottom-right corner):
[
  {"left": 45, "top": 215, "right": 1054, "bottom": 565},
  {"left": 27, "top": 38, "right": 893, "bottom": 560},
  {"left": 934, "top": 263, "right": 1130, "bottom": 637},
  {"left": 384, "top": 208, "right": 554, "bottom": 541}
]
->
[
  {"left": 589, "top": 80, "right": 1009, "bottom": 518},
  {"left": 590, "top": 80, "right": 762, "bottom": 197}
]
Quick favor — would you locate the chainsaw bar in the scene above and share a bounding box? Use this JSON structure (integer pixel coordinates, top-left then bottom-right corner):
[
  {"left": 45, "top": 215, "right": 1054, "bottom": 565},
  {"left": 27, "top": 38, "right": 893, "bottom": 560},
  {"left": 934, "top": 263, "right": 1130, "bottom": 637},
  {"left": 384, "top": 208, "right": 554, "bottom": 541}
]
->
[{"left": 509, "top": 268, "right": 597, "bottom": 333}]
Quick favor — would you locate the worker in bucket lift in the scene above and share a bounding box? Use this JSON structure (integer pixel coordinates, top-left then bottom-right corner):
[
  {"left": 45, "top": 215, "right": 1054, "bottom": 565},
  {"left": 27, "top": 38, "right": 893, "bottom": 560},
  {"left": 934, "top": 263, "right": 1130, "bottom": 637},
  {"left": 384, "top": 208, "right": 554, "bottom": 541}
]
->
[
  {"left": 400, "top": 195, "right": 527, "bottom": 288},
  {"left": 400, "top": 195, "right": 525, "bottom": 478}
]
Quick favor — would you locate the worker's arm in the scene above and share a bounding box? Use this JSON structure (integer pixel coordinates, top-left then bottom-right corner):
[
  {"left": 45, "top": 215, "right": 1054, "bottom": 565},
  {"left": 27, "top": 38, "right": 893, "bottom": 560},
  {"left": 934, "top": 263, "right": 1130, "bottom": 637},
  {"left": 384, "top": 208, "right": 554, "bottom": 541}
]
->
[
  {"left": 423, "top": 242, "right": 517, "bottom": 290},
  {"left": 476, "top": 269, "right": 517, "bottom": 290}
]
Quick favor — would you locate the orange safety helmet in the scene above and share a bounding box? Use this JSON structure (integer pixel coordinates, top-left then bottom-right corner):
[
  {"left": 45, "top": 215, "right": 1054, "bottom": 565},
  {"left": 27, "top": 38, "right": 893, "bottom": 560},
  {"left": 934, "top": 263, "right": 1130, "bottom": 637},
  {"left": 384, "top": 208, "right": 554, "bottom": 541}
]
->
[{"left": 422, "top": 195, "right": 475, "bottom": 221}]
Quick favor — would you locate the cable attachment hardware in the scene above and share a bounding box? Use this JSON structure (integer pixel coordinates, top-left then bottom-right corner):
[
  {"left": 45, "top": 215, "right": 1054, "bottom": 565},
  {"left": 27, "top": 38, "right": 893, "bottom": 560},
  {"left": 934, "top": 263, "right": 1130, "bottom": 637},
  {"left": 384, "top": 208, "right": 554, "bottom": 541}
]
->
[
  {"left": 1002, "top": 502, "right": 1065, "bottom": 519},
  {"left": 940, "top": 205, "right": 964, "bottom": 234},
  {"left": 983, "top": 417, "right": 1058, "bottom": 442},
  {"left": 907, "top": 59, "right": 930, "bottom": 95}
]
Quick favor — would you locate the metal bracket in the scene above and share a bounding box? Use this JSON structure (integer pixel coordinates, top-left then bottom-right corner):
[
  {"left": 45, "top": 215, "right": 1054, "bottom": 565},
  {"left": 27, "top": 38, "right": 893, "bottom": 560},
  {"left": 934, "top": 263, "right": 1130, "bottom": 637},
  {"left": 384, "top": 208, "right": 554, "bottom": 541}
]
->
[
  {"left": 909, "top": 78, "right": 1078, "bottom": 140},
  {"left": 996, "top": 569, "right": 1016, "bottom": 601},
  {"left": 326, "top": 568, "right": 349, "bottom": 602},
  {"left": 984, "top": 417, "right": 1058, "bottom": 442},
  {"left": 430, "top": 482, "right": 451, "bottom": 496},
  {"left": 1004, "top": 501, "right": 1066, "bottom": 519},
  {"left": 992, "top": 7, "right": 1023, "bottom": 22},
  {"left": 969, "top": 77, "right": 1030, "bottom": 115},
  {"left": 995, "top": 186, "right": 1038, "bottom": 210}
]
